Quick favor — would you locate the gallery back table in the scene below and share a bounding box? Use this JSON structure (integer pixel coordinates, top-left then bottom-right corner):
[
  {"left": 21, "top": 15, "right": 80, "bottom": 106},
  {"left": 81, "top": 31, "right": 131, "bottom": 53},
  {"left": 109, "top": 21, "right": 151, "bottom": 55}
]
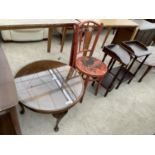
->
[{"left": 0, "top": 19, "right": 78, "bottom": 53}]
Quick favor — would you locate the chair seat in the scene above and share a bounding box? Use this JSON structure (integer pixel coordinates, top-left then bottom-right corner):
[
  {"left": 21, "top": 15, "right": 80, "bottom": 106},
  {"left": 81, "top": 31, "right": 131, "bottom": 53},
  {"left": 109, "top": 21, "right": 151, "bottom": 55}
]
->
[{"left": 75, "top": 56, "right": 107, "bottom": 77}]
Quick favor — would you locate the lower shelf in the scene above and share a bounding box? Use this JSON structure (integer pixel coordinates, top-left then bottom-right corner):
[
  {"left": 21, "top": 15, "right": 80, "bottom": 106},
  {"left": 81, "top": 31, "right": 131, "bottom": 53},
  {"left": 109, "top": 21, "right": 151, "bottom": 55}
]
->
[{"left": 101, "top": 66, "right": 134, "bottom": 90}]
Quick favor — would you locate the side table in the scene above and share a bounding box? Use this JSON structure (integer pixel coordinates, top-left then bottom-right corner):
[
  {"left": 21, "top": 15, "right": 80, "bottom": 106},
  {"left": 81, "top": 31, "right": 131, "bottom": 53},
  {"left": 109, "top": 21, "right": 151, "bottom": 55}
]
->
[{"left": 138, "top": 46, "right": 155, "bottom": 82}]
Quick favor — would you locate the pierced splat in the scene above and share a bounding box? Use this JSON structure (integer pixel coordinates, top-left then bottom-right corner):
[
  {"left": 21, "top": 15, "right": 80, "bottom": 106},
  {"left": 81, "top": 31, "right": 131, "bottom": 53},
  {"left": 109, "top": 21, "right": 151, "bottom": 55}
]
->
[
  {"left": 76, "top": 21, "right": 103, "bottom": 58},
  {"left": 83, "top": 30, "right": 93, "bottom": 56}
]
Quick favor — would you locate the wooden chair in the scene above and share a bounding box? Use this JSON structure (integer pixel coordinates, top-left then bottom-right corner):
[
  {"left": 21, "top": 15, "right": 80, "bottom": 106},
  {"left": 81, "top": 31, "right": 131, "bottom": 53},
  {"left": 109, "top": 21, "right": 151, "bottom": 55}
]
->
[
  {"left": 73, "top": 20, "right": 107, "bottom": 102},
  {"left": 100, "top": 44, "right": 132, "bottom": 97}
]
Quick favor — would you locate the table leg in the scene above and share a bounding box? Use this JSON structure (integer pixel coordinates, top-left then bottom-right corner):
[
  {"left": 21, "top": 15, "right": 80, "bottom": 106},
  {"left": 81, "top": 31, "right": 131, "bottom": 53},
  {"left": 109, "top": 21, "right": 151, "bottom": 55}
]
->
[
  {"left": 19, "top": 101, "right": 25, "bottom": 114},
  {"left": 130, "top": 26, "right": 139, "bottom": 40},
  {"left": 80, "top": 76, "right": 89, "bottom": 103},
  {"left": 47, "top": 27, "right": 53, "bottom": 53},
  {"left": 101, "top": 27, "right": 112, "bottom": 48},
  {"left": 52, "top": 111, "right": 68, "bottom": 132},
  {"left": 138, "top": 66, "right": 152, "bottom": 82},
  {"left": 9, "top": 107, "right": 22, "bottom": 135},
  {"left": 128, "top": 55, "right": 149, "bottom": 84},
  {"left": 60, "top": 27, "right": 67, "bottom": 53}
]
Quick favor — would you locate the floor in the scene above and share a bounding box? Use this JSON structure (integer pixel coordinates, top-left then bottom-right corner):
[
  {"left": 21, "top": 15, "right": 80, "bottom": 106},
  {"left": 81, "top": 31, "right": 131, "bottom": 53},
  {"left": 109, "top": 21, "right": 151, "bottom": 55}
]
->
[{"left": 1, "top": 31, "right": 155, "bottom": 135}]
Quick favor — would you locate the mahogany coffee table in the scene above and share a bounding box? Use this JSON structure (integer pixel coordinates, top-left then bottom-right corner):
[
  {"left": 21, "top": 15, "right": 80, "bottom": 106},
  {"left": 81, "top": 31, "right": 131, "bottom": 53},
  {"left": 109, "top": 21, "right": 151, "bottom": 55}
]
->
[{"left": 15, "top": 60, "right": 84, "bottom": 132}]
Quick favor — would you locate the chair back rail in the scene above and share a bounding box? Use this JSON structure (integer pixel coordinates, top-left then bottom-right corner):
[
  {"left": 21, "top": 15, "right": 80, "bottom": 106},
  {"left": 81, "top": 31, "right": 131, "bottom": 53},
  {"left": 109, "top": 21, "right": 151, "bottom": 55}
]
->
[{"left": 71, "top": 20, "right": 103, "bottom": 67}]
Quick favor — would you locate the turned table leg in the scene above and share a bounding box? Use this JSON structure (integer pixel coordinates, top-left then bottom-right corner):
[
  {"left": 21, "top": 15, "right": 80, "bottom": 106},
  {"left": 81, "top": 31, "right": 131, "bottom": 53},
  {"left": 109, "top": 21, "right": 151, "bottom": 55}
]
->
[{"left": 52, "top": 111, "right": 68, "bottom": 132}]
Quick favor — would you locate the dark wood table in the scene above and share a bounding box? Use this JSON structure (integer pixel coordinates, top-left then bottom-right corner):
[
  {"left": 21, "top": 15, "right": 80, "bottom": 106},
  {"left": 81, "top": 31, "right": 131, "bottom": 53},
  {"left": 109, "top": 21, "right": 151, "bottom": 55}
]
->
[
  {"left": 102, "top": 44, "right": 133, "bottom": 92},
  {"left": 121, "top": 41, "right": 152, "bottom": 83},
  {"left": 0, "top": 46, "right": 21, "bottom": 135},
  {"left": 15, "top": 60, "right": 84, "bottom": 132}
]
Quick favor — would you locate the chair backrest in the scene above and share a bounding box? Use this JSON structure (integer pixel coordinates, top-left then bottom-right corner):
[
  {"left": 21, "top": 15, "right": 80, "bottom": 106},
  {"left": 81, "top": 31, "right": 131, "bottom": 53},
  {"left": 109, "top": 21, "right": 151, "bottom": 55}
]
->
[{"left": 72, "top": 21, "right": 103, "bottom": 62}]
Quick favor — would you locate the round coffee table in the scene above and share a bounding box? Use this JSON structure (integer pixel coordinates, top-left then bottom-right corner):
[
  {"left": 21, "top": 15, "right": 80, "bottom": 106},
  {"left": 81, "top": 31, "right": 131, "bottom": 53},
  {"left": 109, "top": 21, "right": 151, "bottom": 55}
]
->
[{"left": 15, "top": 60, "right": 84, "bottom": 132}]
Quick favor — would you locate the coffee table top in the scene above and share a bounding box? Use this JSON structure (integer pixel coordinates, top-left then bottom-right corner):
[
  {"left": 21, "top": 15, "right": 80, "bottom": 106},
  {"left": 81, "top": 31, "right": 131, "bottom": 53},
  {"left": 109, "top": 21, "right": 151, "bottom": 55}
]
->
[{"left": 15, "top": 61, "right": 84, "bottom": 113}]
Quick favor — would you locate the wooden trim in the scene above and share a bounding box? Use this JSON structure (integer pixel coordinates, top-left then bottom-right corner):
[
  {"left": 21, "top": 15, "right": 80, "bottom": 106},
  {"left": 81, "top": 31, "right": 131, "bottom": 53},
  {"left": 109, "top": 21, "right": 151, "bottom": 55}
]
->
[{"left": 47, "top": 27, "right": 53, "bottom": 53}]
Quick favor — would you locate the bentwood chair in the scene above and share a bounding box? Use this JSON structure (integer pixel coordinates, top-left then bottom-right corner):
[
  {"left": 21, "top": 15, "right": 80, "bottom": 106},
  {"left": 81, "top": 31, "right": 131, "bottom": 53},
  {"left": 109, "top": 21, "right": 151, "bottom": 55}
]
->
[
  {"left": 73, "top": 20, "right": 107, "bottom": 102},
  {"left": 99, "top": 44, "right": 132, "bottom": 97}
]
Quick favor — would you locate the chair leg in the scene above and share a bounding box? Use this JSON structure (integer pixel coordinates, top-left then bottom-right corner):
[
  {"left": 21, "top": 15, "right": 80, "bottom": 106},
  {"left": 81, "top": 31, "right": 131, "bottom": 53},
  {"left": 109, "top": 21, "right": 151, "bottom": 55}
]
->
[
  {"left": 80, "top": 76, "right": 89, "bottom": 103},
  {"left": 95, "top": 77, "right": 103, "bottom": 96},
  {"left": 92, "top": 81, "right": 95, "bottom": 87}
]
